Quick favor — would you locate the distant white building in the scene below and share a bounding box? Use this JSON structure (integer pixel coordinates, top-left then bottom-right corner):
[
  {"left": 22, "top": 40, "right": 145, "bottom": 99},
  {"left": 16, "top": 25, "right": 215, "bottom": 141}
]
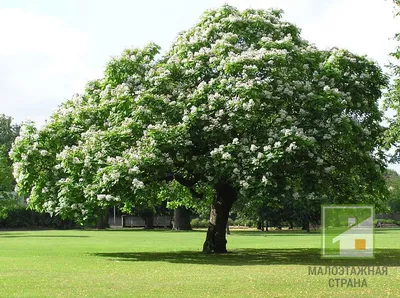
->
[{"left": 332, "top": 217, "right": 373, "bottom": 257}]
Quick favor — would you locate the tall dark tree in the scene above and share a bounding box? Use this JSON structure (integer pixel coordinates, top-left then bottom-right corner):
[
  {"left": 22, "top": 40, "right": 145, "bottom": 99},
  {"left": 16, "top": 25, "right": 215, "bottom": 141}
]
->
[
  {"left": 0, "top": 114, "right": 20, "bottom": 157},
  {"left": 0, "top": 115, "right": 21, "bottom": 218},
  {"left": 172, "top": 207, "right": 192, "bottom": 230}
]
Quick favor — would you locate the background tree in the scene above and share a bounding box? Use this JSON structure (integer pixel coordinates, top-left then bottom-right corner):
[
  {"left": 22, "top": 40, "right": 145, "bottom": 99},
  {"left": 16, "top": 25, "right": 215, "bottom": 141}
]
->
[
  {"left": 0, "top": 146, "right": 20, "bottom": 218},
  {"left": 0, "top": 114, "right": 20, "bottom": 155},
  {"left": 12, "top": 5, "right": 388, "bottom": 253},
  {"left": 0, "top": 146, "right": 13, "bottom": 191},
  {"left": 0, "top": 115, "right": 21, "bottom": 218},
  {"left": 384, "top": 169, "right": 400, "bottom": 213}
]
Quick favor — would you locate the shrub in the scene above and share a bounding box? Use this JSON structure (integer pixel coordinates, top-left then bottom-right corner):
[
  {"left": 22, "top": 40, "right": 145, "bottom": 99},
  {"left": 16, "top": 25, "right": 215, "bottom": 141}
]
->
[
  {"left": 190, "top": 218, "right": 200, "bottom": 228},
  {"left": 199, "top": 219, "right": 209, "bottom": 228},
  {"left": 0, "top": 207, "right": 76, "bottom": 229},
  {"left": 374, "top": 219, "right": 400, "bottom": 225},
  {"left": 190, "top": 218, "right": 209, "bottom": 228}
]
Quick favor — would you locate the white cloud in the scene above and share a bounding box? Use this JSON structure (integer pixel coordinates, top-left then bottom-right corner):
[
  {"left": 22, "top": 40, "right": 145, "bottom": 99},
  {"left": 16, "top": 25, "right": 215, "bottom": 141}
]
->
[
  {"left": 0, "top": 9, "right": 100, "bottom": 126},
  {"left": 0, "top": 9, "right": 89, "bottom": 56}
]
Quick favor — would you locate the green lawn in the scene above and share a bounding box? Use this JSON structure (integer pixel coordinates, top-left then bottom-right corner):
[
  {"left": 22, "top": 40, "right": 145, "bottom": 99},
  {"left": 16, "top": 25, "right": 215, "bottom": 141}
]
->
[{"left": 0, "top": 228, "right": 399, "bottom": 297}]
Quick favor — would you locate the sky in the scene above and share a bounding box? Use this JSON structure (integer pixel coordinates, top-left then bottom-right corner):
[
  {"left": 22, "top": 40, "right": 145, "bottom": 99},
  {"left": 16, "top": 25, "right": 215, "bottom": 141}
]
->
[{"left": 1, "top": 0, "right": 399, "bottom": 169}]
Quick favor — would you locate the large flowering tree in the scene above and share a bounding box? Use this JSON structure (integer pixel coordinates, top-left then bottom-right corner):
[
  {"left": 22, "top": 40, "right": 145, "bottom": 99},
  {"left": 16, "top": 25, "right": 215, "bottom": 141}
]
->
[{"left": 12, "top": 5, "right": 388, "bottom": 253}]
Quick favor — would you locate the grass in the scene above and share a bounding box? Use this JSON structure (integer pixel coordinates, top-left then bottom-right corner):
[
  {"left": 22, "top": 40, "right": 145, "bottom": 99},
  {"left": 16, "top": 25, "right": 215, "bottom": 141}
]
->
[{"left": 0, "top": 228, "right": 399, "bottom": 297}]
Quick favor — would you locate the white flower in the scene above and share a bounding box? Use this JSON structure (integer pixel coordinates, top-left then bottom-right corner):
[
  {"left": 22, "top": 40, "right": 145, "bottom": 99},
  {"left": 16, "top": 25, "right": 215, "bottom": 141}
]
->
[
  {"left": 262, "top": 176, "right": 268, "bottom": 185},
  {"left": 132, "top": 178, "right": 145, "bottom": 189},
  {"left": 274, "top": 141, "right": 281, "bottom": 148},
  {"left": 97, "top": 194, "right": 106, "bottom": 200},
  {"left": 263, "top": 145, "right": 271, "bottom": 152},
  {"left": 216, "top": 109, "right": 224, "bottom": 117},
  {"left": 324, "top": 166, "right": 335, "bottom": 173},
  {"left": 222, "top": 152, "right": 231, "bottom": 160},
  {"left": 232, "top": 138, "right": 239, "bottom": 145},
  {"left": 286, "top": 142, "right": 297, "bottom": 153},
  {"left": 307, "top": 192, "right": 316, "bottom": 200},
  {"left": 190, "top": 106, "right": 197, "bottom": 114},
  {"left": 40, "top": 150, "right": 49, "bottom": 156},
  {"left": 250, "top": 144, "right": 258, "bottom": 152},
  {"left": 240, "top": 181, "right": 249, "bottom": 189},
  {"left": 129, "top": 166, "right": 140, "bottom": 174},
  {"left": 210, "top": 149, "right": 218, "bottom": 157},
  {"left": 323, "top": 134, "right": 332, "bottom": 140},
  {"left": 110, "top": 171, "right": 120, "bottom": 181}
]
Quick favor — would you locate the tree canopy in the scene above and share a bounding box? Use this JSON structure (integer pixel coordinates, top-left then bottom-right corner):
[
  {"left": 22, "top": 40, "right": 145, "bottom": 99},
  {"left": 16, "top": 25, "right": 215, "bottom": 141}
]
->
[
  {"left": 383, "top": 169, "right": 400, "bottom": 213},
  {"left": 11, "top": 5, "right": 389, "bottom": 252}
]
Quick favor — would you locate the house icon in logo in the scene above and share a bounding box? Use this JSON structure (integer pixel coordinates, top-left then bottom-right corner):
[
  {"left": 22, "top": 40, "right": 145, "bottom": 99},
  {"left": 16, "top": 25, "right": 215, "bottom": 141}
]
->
[
  {"left": 332, "top": 216, "right": 373, "bottom": 257},
  {"left": 322, "top": 205, "right": 374, "bottom": 258}
]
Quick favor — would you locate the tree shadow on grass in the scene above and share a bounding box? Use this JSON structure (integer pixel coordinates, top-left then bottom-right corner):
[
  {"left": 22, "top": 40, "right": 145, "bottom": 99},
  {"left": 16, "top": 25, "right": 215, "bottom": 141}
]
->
[
  {"left": 0, "top": 234, "right": 89, "bottom": 238},
  {"left": 374, "top": 228, "right": 400, "bottom": 234},
  {"left": 226, "top": 229, "right": 400, "bottom": 237},
  {"left": 102, "top": 228, "right": 205, "bottom": 233},
  {"left": 92, "top": 248, "right": 400, "bottom": 267},
  {"left": 230, "top": 231, "right": 320, "bottom": 236}
]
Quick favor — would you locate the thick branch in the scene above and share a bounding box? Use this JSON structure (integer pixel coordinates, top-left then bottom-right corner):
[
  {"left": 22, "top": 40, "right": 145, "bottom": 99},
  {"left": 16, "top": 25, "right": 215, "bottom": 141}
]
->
[
  {"left": 174, "top": 174, "right": 203, "bottom": 200},
  {"left": 174, "top": 174, "right": 196, "bottom": 188}
]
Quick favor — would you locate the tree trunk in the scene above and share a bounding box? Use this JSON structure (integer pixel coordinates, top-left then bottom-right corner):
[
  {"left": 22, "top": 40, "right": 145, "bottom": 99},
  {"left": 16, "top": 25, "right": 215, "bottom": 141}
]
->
[
  {"left": 202, "top": 181, "right": 237, "bottom": 253},
  {"left": 96, "top": 208, "right": 109, "bottom": 229},
  {"left": 144, "top": 214, "right": 154, "bottom": 229},
  {"left": 259, "top": 212, "right": 265, "bottom": 231},
  {"left": 302, "top": 220, "right": 310, "bottom": 232},
  {"left": 172, "top": 206, "right": 192, "bottom": 230}
]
